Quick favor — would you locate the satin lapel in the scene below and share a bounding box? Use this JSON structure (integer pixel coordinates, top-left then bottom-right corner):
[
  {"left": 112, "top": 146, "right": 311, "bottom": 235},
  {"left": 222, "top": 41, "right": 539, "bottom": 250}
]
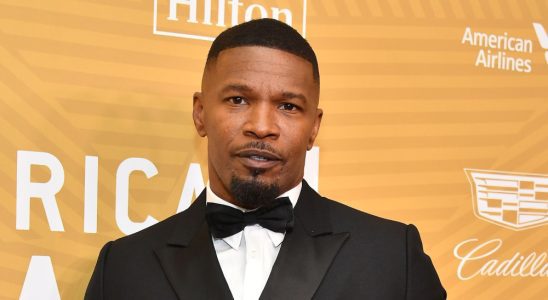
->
[
  {"left": 154, "top": 192, "right": 233, "bottom": 300},
  {"left": 260, "top": 181, "right": 350, "bottom": 300}
]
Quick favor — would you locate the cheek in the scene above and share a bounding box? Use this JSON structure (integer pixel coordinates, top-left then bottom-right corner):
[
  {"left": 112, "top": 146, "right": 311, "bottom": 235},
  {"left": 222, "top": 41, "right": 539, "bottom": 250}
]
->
[
  {"left": 280, "top": 127, "right": 310, "bottom": 166},
  {"left": 207, "top": 111, "right": 240, "bottom": 150},
  {"left": 287, "top": 121, "right": 314, "bottom": 146}
]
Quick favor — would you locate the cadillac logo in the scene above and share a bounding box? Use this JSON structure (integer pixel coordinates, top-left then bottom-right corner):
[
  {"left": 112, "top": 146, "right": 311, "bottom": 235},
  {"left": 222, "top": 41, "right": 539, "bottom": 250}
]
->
[{"left": 465, "top": 169, "right": 548, "bottom": 230}]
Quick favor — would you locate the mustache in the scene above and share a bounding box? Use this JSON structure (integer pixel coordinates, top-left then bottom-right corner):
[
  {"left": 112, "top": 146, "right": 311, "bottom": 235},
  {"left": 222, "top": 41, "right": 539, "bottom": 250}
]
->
[{"left": 234, "top": 141, "right": 281, "bottom": 157}]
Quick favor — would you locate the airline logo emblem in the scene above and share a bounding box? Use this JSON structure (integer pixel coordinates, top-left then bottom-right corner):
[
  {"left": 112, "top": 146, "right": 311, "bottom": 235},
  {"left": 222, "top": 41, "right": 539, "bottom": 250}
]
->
[
  {"left": 465, "top": 169, "right": 548, "bottom": 230},
  {"left": 532, "top": 23, "right": 548, "bottom": 64}
]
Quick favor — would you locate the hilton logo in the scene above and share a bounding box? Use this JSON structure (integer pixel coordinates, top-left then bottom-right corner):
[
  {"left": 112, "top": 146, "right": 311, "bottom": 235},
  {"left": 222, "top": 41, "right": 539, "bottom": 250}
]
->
[
  {"left": 465, "top": 169, "right": 548, "bottom": 230},
  {"left": 153, "top": 0, "right": 308, "bottom": 41}
]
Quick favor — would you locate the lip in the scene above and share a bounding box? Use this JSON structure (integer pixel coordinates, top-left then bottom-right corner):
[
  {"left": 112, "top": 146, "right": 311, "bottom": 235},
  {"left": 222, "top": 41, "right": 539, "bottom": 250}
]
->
[{"left": 235, "top": 149, "right": 282, "bottom": 169}]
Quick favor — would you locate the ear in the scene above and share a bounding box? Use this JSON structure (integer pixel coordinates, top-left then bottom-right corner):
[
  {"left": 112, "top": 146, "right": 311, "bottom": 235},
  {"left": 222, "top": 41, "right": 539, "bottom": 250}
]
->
[
  {"left": 307, "top": 108, "right": 323, "bottom": 150},
  {"left": 193, "top": 92, "right": 207, "bottom": 137}
]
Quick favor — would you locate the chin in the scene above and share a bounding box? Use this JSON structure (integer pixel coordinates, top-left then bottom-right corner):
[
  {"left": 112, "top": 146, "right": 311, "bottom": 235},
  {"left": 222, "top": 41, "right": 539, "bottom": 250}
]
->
[{"left": 229, "top": 174, "right": 281, "bottom": 209}]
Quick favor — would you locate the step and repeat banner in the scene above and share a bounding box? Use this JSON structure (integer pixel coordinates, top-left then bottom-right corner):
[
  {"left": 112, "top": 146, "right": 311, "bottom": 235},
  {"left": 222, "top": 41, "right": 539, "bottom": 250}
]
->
[{"left": 1, "top": 0, "right": 547, "bottom": 299}]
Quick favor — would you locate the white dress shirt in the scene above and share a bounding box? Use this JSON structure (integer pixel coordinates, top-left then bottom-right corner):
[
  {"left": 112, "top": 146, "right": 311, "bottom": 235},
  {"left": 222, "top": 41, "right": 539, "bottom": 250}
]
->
[{"left": 206, "top": 182, "right": 301, "bottom": 300}]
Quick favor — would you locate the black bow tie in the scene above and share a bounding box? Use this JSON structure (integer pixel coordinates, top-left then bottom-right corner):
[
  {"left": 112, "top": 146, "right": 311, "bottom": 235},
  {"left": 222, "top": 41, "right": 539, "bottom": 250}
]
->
[{"left": 205, "top": 197, "right": 294, "bottom": 239}]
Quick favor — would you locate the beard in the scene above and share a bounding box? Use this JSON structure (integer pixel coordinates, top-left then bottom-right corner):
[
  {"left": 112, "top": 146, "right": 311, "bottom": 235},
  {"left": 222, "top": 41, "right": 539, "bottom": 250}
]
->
[{"left": 230, "top": 174, "right": 280, "bottom": 210}]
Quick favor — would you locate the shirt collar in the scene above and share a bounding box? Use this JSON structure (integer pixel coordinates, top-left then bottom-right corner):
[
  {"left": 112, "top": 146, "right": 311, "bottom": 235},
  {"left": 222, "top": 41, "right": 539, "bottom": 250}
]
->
[{"left": 206, "top": 181, "right": 302, "bottom": 249}]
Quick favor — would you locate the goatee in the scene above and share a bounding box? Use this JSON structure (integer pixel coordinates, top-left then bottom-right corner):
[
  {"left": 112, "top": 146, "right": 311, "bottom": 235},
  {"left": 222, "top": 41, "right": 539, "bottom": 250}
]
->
[{"left": 230, "top": 175, "right": 280, "bottom": 209}]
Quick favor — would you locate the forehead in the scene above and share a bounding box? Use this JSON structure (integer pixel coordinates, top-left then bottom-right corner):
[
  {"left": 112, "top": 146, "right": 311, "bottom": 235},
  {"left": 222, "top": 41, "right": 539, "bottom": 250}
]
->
[{"left": 203, "top": 46, "right": 317, "bottom": 93}]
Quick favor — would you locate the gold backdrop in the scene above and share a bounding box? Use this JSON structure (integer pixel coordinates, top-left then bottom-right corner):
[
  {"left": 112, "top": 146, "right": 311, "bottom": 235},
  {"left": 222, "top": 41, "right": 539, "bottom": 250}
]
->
[{"left": 1, "top": 0, "right": 547, "bottom": 299}]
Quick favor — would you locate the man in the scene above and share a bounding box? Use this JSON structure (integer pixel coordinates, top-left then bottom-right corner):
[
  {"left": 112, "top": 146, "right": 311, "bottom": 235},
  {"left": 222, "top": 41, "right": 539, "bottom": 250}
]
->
[{"left": 86, "top": 19, "right": 446, "bottom": 299}]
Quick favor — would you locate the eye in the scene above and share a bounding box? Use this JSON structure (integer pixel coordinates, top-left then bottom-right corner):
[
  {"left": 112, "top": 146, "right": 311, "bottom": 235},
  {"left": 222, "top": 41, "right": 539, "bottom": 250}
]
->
[
  {"left": 279, "top": 103, "right": 298, "bottom": 111},
  {"left": 228, "top": 96, "right": 247, "bottom": 105}
]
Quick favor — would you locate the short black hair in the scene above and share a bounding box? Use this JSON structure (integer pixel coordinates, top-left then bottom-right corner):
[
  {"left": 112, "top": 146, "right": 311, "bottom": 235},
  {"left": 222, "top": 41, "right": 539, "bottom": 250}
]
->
[{"left": 206, "top": 18, "right": 319, "bottom": 83}]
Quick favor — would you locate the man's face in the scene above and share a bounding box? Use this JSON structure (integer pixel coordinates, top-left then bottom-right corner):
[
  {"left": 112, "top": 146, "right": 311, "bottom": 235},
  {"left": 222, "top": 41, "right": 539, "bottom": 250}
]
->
[{"left": 193, "top": 46, "right": 322, "bottom": 208}]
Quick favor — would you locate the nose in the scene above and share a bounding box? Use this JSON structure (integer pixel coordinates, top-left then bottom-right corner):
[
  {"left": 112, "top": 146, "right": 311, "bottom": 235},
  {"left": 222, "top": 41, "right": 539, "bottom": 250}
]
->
[{"left": 243, "top": 102, "right": 280, "bottom": 140}]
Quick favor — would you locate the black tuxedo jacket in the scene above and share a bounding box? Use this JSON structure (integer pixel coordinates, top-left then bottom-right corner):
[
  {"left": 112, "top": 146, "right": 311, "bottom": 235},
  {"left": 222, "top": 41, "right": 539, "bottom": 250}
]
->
[{"left": 85, "top": 181, "right": 446, "bottom": 299}]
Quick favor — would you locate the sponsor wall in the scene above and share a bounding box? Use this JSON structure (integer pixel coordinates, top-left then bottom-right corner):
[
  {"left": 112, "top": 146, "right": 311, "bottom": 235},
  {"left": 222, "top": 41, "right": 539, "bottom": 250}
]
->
[{"left": 1, "top": 0, "right": 547, "bottom": 299}]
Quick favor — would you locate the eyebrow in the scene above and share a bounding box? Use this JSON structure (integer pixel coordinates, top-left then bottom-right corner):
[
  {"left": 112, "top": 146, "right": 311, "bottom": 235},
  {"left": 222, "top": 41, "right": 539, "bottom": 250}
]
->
[
  {"left": 220, "top": 84, "right": 253, "bottom": 94},
  {"left": 281, "top": 91, "right": 307, "bottom": 103},
  {"left": 220, "top": 84, "right": 307, "bottom": 102}
]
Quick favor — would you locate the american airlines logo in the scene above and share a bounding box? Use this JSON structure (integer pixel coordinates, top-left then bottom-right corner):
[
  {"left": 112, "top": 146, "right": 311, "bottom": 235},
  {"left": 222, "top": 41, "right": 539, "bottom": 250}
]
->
[
  {"left": 153, "top": 0, "right": 308, "bottom": 41},
  {"left": 465, "top": 169, "right": 548, "bottom": 230},
  {"left": 532, "top": 22, "right": 548, "bottom": 64},
  {"left": 459, "top": 23, "right": 548, "bottom": 73}
]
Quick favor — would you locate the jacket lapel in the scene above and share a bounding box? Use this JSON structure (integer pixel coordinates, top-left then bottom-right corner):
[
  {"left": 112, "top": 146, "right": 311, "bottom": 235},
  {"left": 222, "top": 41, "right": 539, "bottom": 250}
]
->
[
  {"left": 154, "top": 192, "right": 233, "bottom": 300},
  {"left": 260, "top": 182, "right": 350, "bottom": 299}
]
